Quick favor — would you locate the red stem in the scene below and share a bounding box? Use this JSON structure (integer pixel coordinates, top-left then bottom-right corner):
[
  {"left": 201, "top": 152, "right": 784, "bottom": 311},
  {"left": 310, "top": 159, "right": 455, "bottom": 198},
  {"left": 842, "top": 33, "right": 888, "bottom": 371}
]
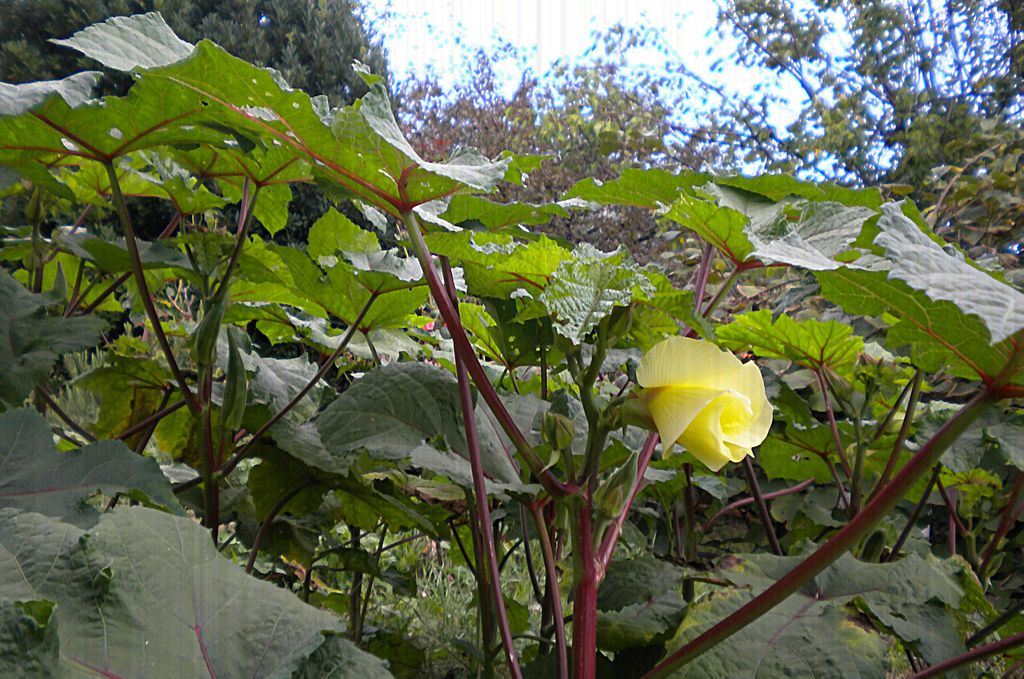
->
[
  {"left": 703, "top": 478, "right": 814, "bottom": 533},
  {"left": 104, "top": 163, "right": 200, "bottom": 414},
  {"left": 596, "top": 432, "right": 659, "bottom": 575},
  {"left": 245, "top": 480, "right": 317, "bottom": 574},
  {"left": 815, "top": 368, "right": 851, "bottom": 479},
  {"left": 741, "top": 457, "right": 783, "bottom": 556},
  {"left": 401, "top": 210, "right": 576, "bottom": 498},
  {"left": 442, "top": 260, "right": 523, "bottom": 679},
  {"left": 528, "top": 502, "right": 569, "bottom": 679},
  {"left": 909, "top": 629, "right": 1024, "bottom": 678},
  {"left": 116, "top": 398, "right": 187, "bottom": 441},
  {"left": 571, "top": 501, "right": 598, "bottom": 679},
  {"left": 869, "top": 370, "right": 922, "bottom": 501}
]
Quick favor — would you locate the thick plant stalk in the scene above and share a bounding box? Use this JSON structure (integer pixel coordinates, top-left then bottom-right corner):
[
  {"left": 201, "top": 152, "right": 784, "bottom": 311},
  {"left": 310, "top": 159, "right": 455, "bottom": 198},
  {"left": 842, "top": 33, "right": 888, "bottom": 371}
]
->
[
  {"left": 441, "top": 260, "right": 523, "bottom": 679},
  {"left": 642, "top": 388, "right": 999, "bottom": 678},
  {"left": 570, "top": 500, "right": 598, "bottom": 679},
  {"left": 402, "top": 210, "right": 576, "bottom": 498},
  {"left": 909, "top": 629, "right": 1024, "bottom": 678},
  {"left": 104, "top": 162, "right": 201, "bottom": 413}
]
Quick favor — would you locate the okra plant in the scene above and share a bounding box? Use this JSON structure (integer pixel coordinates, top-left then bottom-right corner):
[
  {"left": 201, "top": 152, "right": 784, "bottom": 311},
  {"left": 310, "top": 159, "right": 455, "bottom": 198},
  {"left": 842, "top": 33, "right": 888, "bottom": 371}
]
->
[{"left": 0, "top": 13, "right": 1022, "bottom": 679}]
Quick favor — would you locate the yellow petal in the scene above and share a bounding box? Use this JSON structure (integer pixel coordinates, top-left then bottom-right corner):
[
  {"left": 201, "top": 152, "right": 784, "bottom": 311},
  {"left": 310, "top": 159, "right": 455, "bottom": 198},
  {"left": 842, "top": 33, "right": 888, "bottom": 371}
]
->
[
  {"left": 721, "top": 362, "right": 773, "bottom": 448},
  {"left": 636, "top": 336, "right": 743, "bottom": 391},
  {"left": 642, "top": 385, "right": 722, "bottom": 452},
  {"left": 724, "top": 442, "right": 754, "bottom": 464},
  {"left": 675, "top": 392, "right": 741, "bottom": 471}
]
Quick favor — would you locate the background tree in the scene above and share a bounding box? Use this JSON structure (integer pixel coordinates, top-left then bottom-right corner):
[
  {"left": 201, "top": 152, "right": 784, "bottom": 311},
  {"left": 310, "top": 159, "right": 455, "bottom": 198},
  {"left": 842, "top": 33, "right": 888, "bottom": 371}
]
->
[
  {"left": 399, "top": 28, "right": 712, "bottom": 260},
  {"left": 1, "top": 0, "right": 388, "bottom": 242},
  {"left": 0, "top": 0, "right": 388, "bottom": 104},
  {"left": 708, "top": 0, "right": 1023, "bottom": 189}
]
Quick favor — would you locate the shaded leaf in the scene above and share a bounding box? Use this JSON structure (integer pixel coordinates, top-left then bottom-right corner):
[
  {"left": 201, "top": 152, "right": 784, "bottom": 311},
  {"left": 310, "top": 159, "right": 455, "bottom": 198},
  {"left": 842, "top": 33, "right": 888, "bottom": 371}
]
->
[
  {"left": 0, "top": 270, "right": 104, "bottom": 409},
  {"left": 0, "top": 507, "right": 389, "bottom": 677},
  {"left": 0, "top": 408, "right": 180, "bottom": 526}
]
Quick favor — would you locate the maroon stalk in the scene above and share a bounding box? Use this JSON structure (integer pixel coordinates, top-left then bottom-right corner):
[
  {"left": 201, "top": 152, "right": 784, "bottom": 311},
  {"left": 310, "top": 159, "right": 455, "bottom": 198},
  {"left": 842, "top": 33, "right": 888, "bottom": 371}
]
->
[
  {"left": 245, "top": 480, "right": 317, "bottom": 574},
  {"left": 869, "top": 370, "right": 923, "bottom": 500},
  {"left": 36, "top": 387, "right": 96, "bottom": 442},
  {"left": 571, "top": 500, "right": 599, "bottom": 679},
  {"left": 909, "top": 629, "right": 1024, "bottom": 678},
  {"left": 104, "top": 163, "right": 200, "bottom": 414},
  {"left": 210, "top": 291, "right": 378, "bottom": 484},
  {"left": 401, "top": 210, "right": 576, "bottom": 498},
  {"left": 441, "top": 260, "right": 523, "bottom": 679},
  {"left": 76, "top": 211, "right": 183, "bottom": 315},
  {"left": 596, "top": 432, "right": 660, "bottom": 574},
  {"left": 642, "top": 388, "right": 999, "bottom": 678},
  {"left": 816, "top": 368, "right": 852, "bottom": 480},
  {"left": 117, "top": 398, "right": 187, "bottom": 441},
  {"left": 703, "top": 478, "right": 814, "bottom": 533},
  {"left": 884, "top": 465, "right": 941, "bottom": 562}
]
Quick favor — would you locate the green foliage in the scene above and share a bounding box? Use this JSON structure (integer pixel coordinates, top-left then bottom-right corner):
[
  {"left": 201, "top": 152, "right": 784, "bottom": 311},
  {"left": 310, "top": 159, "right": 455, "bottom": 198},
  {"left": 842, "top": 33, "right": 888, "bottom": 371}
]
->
[
  {"left": 714, "top": 0, "right": 1023, "bottom": 189},
  {"left": 0, "top": 407, "right": 180, "bottom": 525},
  {"left": 0, "top": 507, "right": 390, "bottom": 677},
  {"left": 1, "top": 11, "right": 1023, "bottom": 678}
]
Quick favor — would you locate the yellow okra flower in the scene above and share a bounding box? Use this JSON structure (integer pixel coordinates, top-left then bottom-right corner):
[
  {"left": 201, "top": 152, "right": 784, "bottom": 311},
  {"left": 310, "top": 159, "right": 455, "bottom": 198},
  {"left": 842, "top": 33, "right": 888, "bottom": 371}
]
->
[{"left": 637, "top": 336, "right": 773, "bottom": 472}]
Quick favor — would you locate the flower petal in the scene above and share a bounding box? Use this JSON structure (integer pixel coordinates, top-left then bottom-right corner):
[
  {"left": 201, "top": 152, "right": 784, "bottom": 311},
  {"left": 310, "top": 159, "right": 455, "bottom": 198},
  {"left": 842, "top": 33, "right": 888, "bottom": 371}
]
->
[
  {"left": 675, "top": 392, "right": 734, "bottom": 471},
  {"left": 721, "top": 362, "right": 773, "bottom": 448},
  {"left": 636, "top": 336, "right": 743, "bottom": 390},
  {"left": 642, "top": 386, "right": 722, "bottom": 452}
]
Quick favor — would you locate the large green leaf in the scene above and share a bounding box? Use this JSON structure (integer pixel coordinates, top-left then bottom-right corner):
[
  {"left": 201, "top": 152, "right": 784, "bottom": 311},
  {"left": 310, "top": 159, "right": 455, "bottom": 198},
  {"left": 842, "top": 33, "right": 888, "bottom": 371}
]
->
[
  {"left": 667, "top": 551, "right": 966, "bottom": 677},
  {"left": 0, "top": 508, "right": 391, "bottom": 678},
  {"left": 717, "top": 310, "right": 863, "bottom": 372},
  {"left": 425, "top": 230, "right": 571, "bottom": 299},
  {"left": 817, "top": 267, "right": 1019, "bottom": 382},
  {"left": 0, "top": 270, "right": 104, "bottom": 409},
  {"left": 0, "top": 72, "right": 99, "bottom": 117},
  {"left": 564, "top": 168, "right": 707, "bottom": 208},
  {"left": 596, "top": 556, "right": 689, "bottom": 653},
  {"left": 440, "top": 194, "right": 569, "bottom": 231},
  {"left": 872, "top": 204, "right": 1024, "bottom": 343},
  {"left": 539, "top": 244, "right": 654, "bottom": 344},
  {"left": 662, "top": 189, "right": 754, "bottom": 266},
  {"left": 817, "top": 203, "right": 1023, "bottom": 382},
  {"left": 0, "top": 408, "right": 180, "bottom": 526},
  {"left": 745, "top": 200, "right": 875, "bottom": 270},
  {"left": 316, "top": 363, "right": 521, "bottom": 487},
  {"left": 50, "top": 12, "right": 193, "bottom": 71}
]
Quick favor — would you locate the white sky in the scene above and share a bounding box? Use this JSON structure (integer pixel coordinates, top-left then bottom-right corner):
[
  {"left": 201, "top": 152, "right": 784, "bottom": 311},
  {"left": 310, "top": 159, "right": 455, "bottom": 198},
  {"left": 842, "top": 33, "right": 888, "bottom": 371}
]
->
[{"left": 363, "top": 0, "right": 778, "bottom": 101}]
